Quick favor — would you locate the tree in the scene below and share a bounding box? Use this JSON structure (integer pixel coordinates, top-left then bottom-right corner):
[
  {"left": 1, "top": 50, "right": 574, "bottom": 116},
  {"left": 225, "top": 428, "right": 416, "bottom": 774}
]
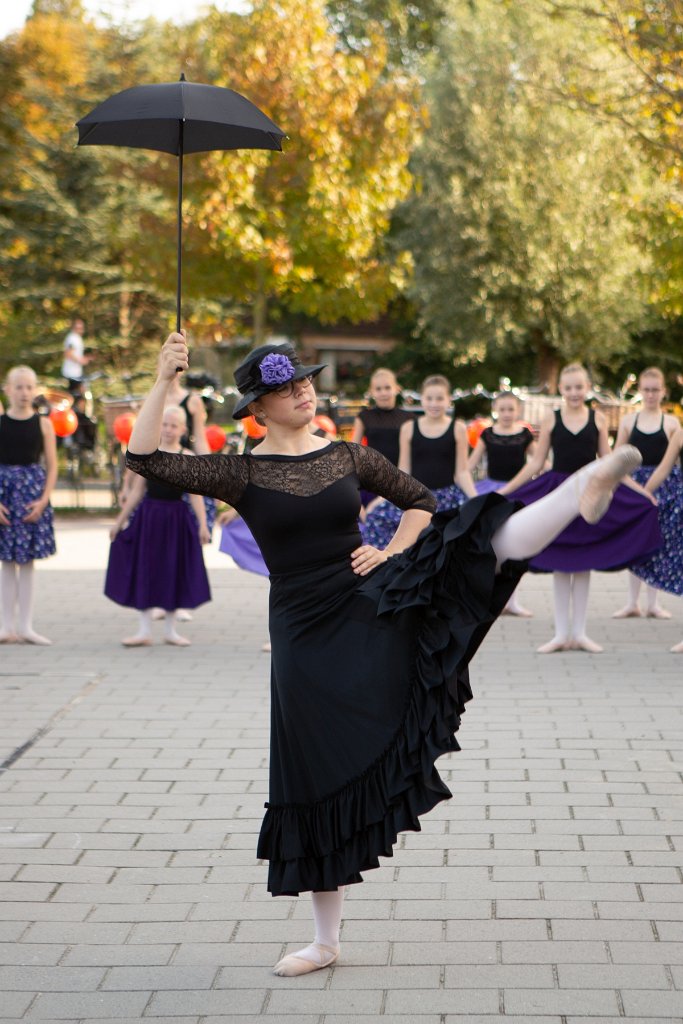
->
[
  {"left": 396, "top": 0, "right": 658, "bottom": 389},
  {"left": 181, "top": 0, "right": 418, "bottom": 341}
]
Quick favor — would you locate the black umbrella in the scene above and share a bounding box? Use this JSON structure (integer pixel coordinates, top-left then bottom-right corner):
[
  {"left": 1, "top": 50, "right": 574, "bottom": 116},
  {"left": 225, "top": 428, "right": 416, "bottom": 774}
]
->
[{"left": 76, "top": 74, "right": 285, "bottom": 330}]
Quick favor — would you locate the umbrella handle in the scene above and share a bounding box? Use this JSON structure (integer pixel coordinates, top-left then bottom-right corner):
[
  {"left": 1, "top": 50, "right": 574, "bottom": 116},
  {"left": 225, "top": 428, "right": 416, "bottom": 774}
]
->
[{"left": 176, "top": 124, "right": 184, "bottom": 369}]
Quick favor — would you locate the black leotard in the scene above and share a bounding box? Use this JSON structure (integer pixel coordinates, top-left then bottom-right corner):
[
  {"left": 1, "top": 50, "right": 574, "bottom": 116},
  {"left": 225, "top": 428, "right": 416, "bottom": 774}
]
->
[
  {"left": 0, "top": 414, "right": 43, "bottom": 465},
  {"left": 358, "top": 407, "right": 414, "bottom": 466},
  {"left": 628, "top": 414, "right": 669, "bottom": 466},
  {"left": 551, "top": 409, "right": 598, "bottom": 474},
  {"left": 127, "top": 441, "right": 435, "bottom": 575},
  {"left": 410, "top": 419, "right": 456, "bottom": 490},
  {"left": 481, "top": 426, "right": 534, "bottom": 482}
]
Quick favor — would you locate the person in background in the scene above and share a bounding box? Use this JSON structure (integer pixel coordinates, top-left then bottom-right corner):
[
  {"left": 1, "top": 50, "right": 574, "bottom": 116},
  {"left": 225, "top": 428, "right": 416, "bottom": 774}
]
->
[{"left": 61, "top": 318, "right": 90, "bottom": 396}]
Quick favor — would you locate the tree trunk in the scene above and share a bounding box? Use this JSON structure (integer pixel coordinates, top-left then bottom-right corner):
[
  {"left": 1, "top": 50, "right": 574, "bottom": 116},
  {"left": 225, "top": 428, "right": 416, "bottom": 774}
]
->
[{"left": 534, "top": 334, "right": 560, "bottom": 392}]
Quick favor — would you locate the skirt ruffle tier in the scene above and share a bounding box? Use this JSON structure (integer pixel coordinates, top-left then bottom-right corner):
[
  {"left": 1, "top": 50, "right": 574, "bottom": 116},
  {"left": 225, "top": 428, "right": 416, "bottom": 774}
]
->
[
  {"left": 631, "top": 464, "right": 683, "bottom": 595},
  {"left": 105, "top": 497, "right": 211, "bottom": 611},
  {"left": 510, "top": 470, "right": 662, "bottom": 573},
  {"left": 0, "top": 464, "right": 55, "bottom": 563},
  {"left": 257, "top": 493, "right": 525, "bottom": 896}
]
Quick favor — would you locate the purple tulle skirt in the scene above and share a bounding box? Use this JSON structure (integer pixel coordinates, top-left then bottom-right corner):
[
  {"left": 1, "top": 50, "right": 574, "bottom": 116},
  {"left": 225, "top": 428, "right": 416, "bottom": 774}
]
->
[
  {"left": 105, "top": 497, "right": 211, "bottom": 610},
  {"left": 219, "top": 517, "right": 268, "bottom": 577},
  {"left": 511, "top": 470, "right": 662, "bottom": 572}
]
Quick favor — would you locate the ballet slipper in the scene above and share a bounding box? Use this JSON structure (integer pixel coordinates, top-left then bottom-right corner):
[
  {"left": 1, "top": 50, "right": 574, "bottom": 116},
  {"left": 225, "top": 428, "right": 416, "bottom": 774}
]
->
[
  {"left": 0, "top": 630, "right": 18, "bottom": 644},
  {"left": 176, "top": 609, "right": 193, "bottom": 622},
  {"left": 122, "top": 635, "right": 153, "bottom": 647},
  {"left": 646, "top": 607, "right": 672, "bottom": 620},
  {"left": 262, "top": 641, "right": 272, "bottom": 652},
  {"left": 164, "top": 634, "right": 191, "bottom": 647},
  {"left": 571, "top": 635, "right": 603, "bottom": 654},
  {"left": 272, "top": 943, "right": 339, "bottom": 977},
  {"left": 17, "top": 630, "right": 52, "bottom": 646},
  {"left": 537, "top": 637, "right": 570, "bottom": 654},
  {"left": 612, "top": 605, "right": 642, "bottom": 619},
  {"left": 578, "top": 445, "right": 642, "bottom": 525},
  {"left": 670, "top": 641, "right": 683, "bottom": 654},
  {"left": 503, "top": 603, "right": 533, "bottom": 618}
]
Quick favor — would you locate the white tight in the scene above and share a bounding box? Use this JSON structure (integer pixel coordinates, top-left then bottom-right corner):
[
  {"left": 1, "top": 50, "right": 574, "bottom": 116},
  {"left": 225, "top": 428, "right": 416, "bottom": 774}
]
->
[
  {"left": 1, "top": 561, "right": 36, "bottom": 635},
  {"left": 549, "top": 571, "right": 591, "bottom": 642},
  {"left": 292, "top": 887, "right": 346, "bottom": 964}
]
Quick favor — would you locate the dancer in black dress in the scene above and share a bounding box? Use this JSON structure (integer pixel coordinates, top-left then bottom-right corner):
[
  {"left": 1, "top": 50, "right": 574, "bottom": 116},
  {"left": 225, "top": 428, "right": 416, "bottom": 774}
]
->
[
  {"left": 351, "top": 368, "right": 413, "bottom": 509},
  {"left": 127, "top": 333, "right": 643, "bottom": 977}
]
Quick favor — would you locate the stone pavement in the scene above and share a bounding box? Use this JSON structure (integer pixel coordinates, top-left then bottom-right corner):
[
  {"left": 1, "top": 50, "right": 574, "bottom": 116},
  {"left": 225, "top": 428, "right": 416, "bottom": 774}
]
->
[{"left": 1, "top": 516, "right": 683, "bottom": 1023}]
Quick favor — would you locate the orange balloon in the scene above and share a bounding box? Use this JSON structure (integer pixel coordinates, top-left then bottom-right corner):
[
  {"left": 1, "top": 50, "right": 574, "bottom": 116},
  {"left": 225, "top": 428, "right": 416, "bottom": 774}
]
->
[
  {"left": 243, "top": 415, "right": 267, "bottom": 439},
  {"left": 205, "top": 424, "right": 227, "bottom": 452},
  {"left": 49, "top": 408, "right": 78, "bottom": 438},
  {"left": 113, "top": 413, "right": 136, "bottom": 444},
  {"left": 313, "top": 414, "right": 337, "bottom": 436},
  {"left": 466, "top": 418, "right": 489, "bottom": 449}
]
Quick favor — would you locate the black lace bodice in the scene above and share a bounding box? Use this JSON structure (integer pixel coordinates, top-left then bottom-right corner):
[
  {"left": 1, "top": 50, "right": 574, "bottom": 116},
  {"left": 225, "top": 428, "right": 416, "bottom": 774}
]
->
[{"left": 127, "top": 441, "right": 436, "bottom": 573}]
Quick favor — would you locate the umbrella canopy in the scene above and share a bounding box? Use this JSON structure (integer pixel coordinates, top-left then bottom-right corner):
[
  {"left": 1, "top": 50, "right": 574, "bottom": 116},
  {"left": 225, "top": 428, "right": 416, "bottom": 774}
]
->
[
  {"left": 76, "top": 76, "right": 285, "bottom": 330},
  {"left": 76, "top": 78, "right": 285, "bottom": 155}
]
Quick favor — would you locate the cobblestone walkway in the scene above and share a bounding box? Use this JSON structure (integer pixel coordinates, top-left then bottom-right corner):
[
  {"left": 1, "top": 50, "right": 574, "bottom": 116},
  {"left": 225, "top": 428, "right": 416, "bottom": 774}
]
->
[{"left": 1, "top": 518, "right": 683, "bottom": 1021}]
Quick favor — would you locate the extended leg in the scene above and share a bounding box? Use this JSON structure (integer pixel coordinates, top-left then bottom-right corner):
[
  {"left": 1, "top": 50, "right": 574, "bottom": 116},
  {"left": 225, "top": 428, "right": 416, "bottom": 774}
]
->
[
  {"left": 17, "top": 562, "right": 52, "bottom": 645},
  {"left": 491, "top": 446, "right": 642, "bottom": 568},
  {"left": 273, "top": 887, "right": 345, "bottom": 976}
]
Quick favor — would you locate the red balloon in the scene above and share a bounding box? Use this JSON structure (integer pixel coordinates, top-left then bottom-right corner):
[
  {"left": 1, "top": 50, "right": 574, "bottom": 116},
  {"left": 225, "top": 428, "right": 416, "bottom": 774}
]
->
[
  {"left": 113, "top": 413, "right": 136, "bottom": 444},
  {"left": 49, "top": 408, "right": 78, "bottom": 438},
  {"left": 205, "top": 424, "right": 227, "bottom": 452},
  {"left": 313, "top": 414, "right": 337, "bottom": 436},
  {"left": 243, "top": 415, "right": 267, "bottom": 439},
  {"left": 466, "top": 418, "right": 490, "bottom": 449}
]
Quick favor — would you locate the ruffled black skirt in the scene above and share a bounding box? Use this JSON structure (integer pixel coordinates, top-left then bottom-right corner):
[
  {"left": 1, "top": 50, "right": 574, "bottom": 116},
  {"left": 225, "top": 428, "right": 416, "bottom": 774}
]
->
[{"left": 257, "top": 493, "right": 525, "bottom": 896}]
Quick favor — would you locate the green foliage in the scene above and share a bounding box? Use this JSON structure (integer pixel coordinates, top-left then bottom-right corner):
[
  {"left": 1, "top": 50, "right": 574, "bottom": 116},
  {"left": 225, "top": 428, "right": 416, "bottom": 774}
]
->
[{"left": 395, "top": 0, "right": 660, "bottom": 387}]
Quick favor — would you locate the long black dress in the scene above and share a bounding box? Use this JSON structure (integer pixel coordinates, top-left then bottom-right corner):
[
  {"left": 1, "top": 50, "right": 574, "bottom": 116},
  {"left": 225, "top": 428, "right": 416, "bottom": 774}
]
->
[{"left": 127, "top": 441, "right": 525, "bottom": 896}]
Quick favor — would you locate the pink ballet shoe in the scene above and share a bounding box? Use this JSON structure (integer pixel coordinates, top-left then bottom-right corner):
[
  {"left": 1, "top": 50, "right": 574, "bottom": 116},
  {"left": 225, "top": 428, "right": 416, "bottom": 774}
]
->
[
  {"left": 0, "top": 631, "right": 18, "bottom": 644},
  {"left": 571, "top": 635, "right": 603, "bottom": 653},
  {"left": 612, "top": 605, "right": 642, "bottom": 619},
  {"left": 670, "top": 641, "right": 683, "bottom": 654},
  {"left": 272, "top": 943, "right": 339, "bottom": 977},
  {"left": 17, "top": 630, "right": 52, "bottom": 646},
  {"left": 503, "top": 603, "right": 533, "bottom": 618},
  {"left": 579, "top": 445, "right": 642, "bottom": 525},
  {"left": 164, "top": 634, "right": 191, "bottom": 647},
  {"left": 262, "top": 641, "right": 272, "bottom": 652},
  {"left": 122, "top": 635, "right": 153, "bottom": 647},
  {"left": 537, "top": 637, "right": 570, "bottom": 654},
  {"left": 646, "top": 607, "right": 672, "bottom": 620}
]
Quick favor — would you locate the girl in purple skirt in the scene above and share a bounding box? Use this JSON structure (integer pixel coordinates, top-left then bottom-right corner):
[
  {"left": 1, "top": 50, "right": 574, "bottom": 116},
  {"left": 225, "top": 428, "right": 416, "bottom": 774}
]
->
[
  {"left": 499, "top": 364, "right": 661, "bottom": 653},
  {"left": 105, "top": 405, "right": 210, "bottom": 647},
  {"left": 611, "top": 367, "right": 680, "bottom": 620},
  {"left": 642, "top": 426, "right": 683, "bottom": 652},
  {"left": 362, "top": 374, "right": 475, "bottom": 549},
  {"left": 0, "top": 366, "right": 57, "bottom": 645},
  {"left": 469, "top": 392, "right": 537, "bottom": 616}
]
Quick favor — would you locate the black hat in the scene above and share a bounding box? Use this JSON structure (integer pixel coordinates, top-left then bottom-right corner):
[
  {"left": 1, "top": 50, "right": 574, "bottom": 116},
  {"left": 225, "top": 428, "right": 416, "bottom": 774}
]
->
[{"left": 232, "top": 342, "right": 326, "bottom": 420}]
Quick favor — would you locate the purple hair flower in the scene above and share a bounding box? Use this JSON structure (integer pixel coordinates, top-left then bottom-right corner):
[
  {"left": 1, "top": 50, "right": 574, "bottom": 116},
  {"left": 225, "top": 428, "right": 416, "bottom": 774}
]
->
[{"left": 260, "top": 353, "right": 296, "bottom": 386}]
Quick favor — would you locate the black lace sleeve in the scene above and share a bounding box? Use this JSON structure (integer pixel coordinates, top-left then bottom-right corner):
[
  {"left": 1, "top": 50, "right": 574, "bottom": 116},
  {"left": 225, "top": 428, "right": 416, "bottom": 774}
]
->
[
  {"left": 346, "top": 442, "right": 436, "bottom": 513},
  {"left": 126, "top": 449, "right": 249, "bottom": 505}
]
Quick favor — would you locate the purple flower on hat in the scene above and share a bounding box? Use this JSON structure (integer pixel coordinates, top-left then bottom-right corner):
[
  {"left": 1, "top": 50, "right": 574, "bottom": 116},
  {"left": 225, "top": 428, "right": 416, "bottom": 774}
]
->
[{"left": 259, "top": 353, "right": 296, "bottom": 386}]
